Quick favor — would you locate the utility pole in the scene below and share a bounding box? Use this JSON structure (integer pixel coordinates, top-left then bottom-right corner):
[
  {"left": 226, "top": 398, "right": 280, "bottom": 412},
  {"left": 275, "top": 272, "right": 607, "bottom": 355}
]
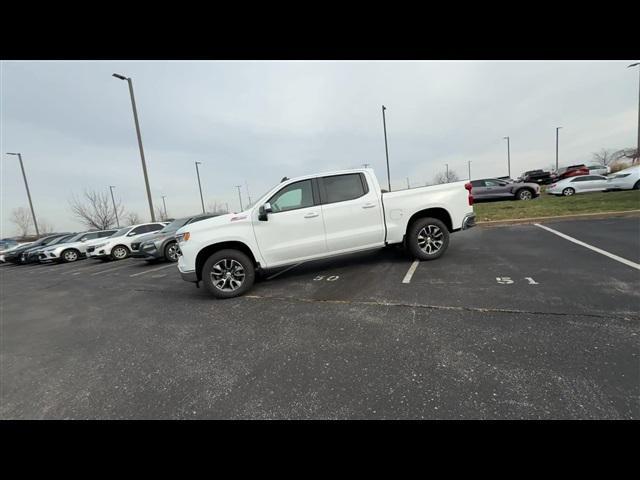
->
[
  {"left": 628, "top": 63, "right": 640, "bottom": 163},
  {"left": 112, "top": 73, "right": 155, "bottom": 221},
  {"left": 468, "top": 161, "right": 472, "bottom": 180},
  {"left": 161, "top": 195, "right": 168, "bottom": 219},
  {"left": 362, "top": 163, "right": 370, "bottom": 168},
  {"left": 225, "top": 202, "right": 230, "bottom": 213},
  {"left": 503, "top": 136, "right": 511, "bottom": 177},
  {"left": 245, "top": 180, "right": 252, "bottom": 206},
  {"left": 406, "top": 177, "right": 410, "bottom": 189},
  {"left": 382, "top": 105, "right": 391, "bottom": 191},
  {"left": 109, "top": 185, "right": 120, "bottom": 228},
  {"left": 555, "top": 127, "right": 562, "bottom": 171},
  {"left": 445, "top": 163, "right": 449, "bottom": 183},
  {"left": 6, "top": 153, "right": 39, "bottom": 237},
  {"left": 235, "top": 185, "right": 243, "bottom": 211},
  {"left": 195, "top": 161, "right": 205, "bottom": 214}
]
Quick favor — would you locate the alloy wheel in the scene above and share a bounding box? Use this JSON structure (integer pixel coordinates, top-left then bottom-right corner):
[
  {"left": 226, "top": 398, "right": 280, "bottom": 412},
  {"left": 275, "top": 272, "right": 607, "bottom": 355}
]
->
[
  {"left": 166, "top": 243, "right": 179, "bottom": 262},
  {"left": 113, "top": 247, "right": 128, "bottom": 259},
  {"left": 210, "top": 259, "right": 245, "bottom": 292},
  {"left": 417, "top": 225, "right": 444, "bottom": 255},
  {"left": 64, "top": 250, "right": 78, "bottom": 262}
]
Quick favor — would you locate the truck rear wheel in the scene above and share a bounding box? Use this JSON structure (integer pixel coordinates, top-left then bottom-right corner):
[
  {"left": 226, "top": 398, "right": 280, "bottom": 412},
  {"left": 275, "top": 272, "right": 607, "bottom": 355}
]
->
[
  {"left": 407, "top": 217, "right": 450, "bottom": 261},
  {"left": 201, "top": 249, "right": 255, "bottom": 299}
]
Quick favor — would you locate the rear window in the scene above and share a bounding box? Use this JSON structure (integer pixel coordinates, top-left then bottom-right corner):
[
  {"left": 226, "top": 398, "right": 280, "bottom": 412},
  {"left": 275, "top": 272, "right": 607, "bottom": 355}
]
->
[{"left": 322, "top": 174, "right": 367, "bottom": 204}]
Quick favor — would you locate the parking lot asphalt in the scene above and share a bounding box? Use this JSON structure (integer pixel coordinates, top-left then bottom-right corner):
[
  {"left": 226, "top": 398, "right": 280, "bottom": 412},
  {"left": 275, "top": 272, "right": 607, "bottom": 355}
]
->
[{"left": 1, "top": 216, "right": 638, "bottom": 419}]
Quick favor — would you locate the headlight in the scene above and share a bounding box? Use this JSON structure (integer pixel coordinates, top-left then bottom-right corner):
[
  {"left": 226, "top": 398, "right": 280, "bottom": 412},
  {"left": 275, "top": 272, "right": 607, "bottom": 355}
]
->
[{"left": 176, "top": 232, "right": 190, "bottom": 243}]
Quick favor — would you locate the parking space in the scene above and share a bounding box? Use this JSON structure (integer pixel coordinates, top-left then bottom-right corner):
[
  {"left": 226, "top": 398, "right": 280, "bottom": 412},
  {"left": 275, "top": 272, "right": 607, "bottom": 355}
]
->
[{"left": 1, "top": 216, "right": 639, "bottom": 419}]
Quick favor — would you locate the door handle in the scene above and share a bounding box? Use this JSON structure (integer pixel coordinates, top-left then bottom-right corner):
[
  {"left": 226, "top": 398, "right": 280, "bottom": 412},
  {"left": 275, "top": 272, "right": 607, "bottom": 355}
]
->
[
  {"left": 304, "top": 212, "right": 319, "bottom": 218},
  {"left": 362, "top": 203, "right": 376, "bottom": 209}
]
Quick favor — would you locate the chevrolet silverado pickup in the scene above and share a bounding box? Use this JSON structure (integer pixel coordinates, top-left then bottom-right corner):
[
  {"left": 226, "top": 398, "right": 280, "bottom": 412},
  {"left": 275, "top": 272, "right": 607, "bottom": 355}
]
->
[{"left": 176, "top": 168, "right": 476, "bottom": 298}]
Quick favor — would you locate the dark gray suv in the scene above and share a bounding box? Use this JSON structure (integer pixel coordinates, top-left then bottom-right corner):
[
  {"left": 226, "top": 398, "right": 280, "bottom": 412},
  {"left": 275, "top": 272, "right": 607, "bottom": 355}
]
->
[
  {"left": 471, "top": 178, "right": 540, "bottom": 201},
  {"left": 131, "top": 214, "right": 218, "bottom": 263}
]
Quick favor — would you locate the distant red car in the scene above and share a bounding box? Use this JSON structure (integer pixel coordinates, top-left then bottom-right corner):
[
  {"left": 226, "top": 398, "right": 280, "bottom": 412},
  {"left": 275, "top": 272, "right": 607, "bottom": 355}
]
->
[{"left": 556, "top": 164, "right": 589, "bottom": 180}]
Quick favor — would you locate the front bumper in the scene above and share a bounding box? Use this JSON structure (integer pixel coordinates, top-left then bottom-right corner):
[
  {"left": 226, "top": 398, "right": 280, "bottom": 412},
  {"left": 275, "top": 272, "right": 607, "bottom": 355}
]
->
[
  {"left": 462, "top": 212, "right": 477, "bottom": 230},
  {"left": 131, "top": 242, "right": 162, "bottom": 260}
]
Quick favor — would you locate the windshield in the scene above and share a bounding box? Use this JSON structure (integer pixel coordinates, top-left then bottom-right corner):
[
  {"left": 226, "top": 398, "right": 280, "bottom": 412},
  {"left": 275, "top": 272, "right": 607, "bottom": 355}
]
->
[
  {"left": 66, "top": 232, "right": 87, "bottom": 243},
  {"left": 49, "top": 234, "right": 75, "bottom": 246},
  {"left": 159, "top": 218, "right": 190, "bottom": 233},
  {"left": 111, "top": 227, "right": 130, "bottom": 237}
]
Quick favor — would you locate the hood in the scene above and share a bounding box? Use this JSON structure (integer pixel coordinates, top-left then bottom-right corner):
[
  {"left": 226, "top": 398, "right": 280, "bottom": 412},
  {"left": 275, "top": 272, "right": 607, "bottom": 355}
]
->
[{"left": 176, "top": 213, "right": 236, "bottom": 236}]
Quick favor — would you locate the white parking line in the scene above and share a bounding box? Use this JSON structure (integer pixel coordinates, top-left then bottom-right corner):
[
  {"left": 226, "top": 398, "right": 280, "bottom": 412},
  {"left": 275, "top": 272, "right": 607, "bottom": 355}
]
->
[
  {"left": 534, "top": 223, "right": 640, "bottom": 271},
  {"left": 90, "top": 262, "right": 139, "bottom": 276},
  {"left": 129, "top": 264, "right": 176, "bottom": 277},
  {"left": 402, "top": 260, "right": 420, "bottom": 284},
  {"left": 266, "top": 263, "right": 303, "bottom": 280}
]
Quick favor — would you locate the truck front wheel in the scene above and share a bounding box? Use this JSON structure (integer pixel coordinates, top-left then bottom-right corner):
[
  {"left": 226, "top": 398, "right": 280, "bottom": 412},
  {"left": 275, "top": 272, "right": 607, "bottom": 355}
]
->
[
  {"left": 201, "top": 249, "right": 255, "bottom": 299},
  {"left": 407, "top": 217, "right": 450, "bottom": 261}
]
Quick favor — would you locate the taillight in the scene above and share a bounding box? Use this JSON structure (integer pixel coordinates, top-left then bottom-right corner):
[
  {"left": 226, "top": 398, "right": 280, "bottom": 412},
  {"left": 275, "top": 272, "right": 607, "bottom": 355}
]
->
[
  {"left": 465, "top": 182, "right": 474, "bottom": 205},
  {"left": 468, "top": 195, "right": 474, "bottom": 206}
]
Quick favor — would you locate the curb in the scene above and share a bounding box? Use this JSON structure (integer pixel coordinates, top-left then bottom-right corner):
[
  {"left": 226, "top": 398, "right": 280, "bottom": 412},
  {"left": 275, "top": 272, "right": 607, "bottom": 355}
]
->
[{"left": 477, "top": 210, "right": 640, "bottom": 227}]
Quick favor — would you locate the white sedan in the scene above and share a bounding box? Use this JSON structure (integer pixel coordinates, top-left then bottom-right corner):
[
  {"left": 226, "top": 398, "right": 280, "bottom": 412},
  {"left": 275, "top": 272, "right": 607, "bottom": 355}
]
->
[
  {"left": 546, "top": 175, "right": 609, "bottom": 196},
  {"left": 605, "top": 165, "right": 640, "bottom": 191}
]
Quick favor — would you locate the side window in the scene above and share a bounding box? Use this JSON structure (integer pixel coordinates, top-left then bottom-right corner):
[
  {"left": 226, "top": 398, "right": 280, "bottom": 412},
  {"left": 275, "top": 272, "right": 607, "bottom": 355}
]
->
[
  {"left": 130, "top": 226, "right": 147, "bottom": 235},
  {"left": 148, "top": 224, "right": 164, "bottom": 232},
  {"left": 322, "top": 174, "right": 366, "bottom": 204},
  {"left": 485, "top": 180, "right": 501, "bottom": 187},
  {"left": 470, "top": 180, "right": 485, "bottom": 188},
  {"left": 82, "top": 233, "right": 99, "bottom": 241},
  {"left": 269, "top": 180, "right": 314, "bottom": 213},
  {"left": 100, "top": 230, "right": 116, "bottom": 238},
  {"left": 571, "top": 177, "right": 587, "bottom": 182}
]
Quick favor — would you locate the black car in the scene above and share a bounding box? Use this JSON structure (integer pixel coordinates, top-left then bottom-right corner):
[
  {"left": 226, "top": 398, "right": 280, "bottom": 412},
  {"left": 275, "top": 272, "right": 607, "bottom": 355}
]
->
[
  {"left": 4, "top": 233, "right": 71, "bottom": 264},
  {"left": 131, "top": 214, "right": 218, "bottom": 263},
  {"left": 519, "top": 169, "right": 557, "bottom": 185}
]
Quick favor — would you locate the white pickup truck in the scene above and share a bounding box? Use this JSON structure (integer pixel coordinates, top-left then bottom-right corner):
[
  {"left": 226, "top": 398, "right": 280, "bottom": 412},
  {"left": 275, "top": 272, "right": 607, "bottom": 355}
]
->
[{"left": 176, "top": 168, "right": 475, "bottom": 298}]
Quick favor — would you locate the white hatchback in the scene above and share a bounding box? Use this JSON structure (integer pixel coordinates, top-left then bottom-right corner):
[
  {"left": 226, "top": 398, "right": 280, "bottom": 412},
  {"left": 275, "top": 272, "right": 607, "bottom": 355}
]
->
[{"left": 547, "top": 175, "right": 609, "bottom": 196}]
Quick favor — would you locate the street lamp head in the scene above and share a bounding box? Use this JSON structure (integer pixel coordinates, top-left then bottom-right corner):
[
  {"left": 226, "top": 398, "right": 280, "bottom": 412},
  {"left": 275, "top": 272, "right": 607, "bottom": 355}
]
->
[
  {"left": 112, "top": 73, "right": 127, "bottom": 80},
  {"left": 195, "top": 161, "right": 202, "bottom": 165},
  {"left": 6, "top": 152, "right": 19, "bottom": 156},
  {"left": 628, "top": 63, "right": 640, "bottom": 68},
  {"left": 503, "top": 136, "right": 509, "bottom": 140}
]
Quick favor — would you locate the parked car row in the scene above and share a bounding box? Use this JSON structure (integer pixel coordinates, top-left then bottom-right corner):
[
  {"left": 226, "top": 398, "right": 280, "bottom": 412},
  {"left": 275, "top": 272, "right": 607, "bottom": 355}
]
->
[
  {"left": 547, "top": 165, "right": 640, "bottom": 196},
  {"left": 1, "top": 214, "right": 218, "bottom": 267},
  {"left": 517, "top": 164, "right": 610, "bottom": 185}
]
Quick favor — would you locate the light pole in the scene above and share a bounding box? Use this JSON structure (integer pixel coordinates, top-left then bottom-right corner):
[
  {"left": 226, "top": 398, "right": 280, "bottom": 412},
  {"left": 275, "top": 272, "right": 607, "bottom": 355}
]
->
[
  {"left": 468, "top": 161, "right": 472, "bottom": 180},
  {"left": 112, "top": 73, "right": 155, "bottom": 222},
  {"left": 225, "top": 202, "right": 230, "bottom": 213},
  {"left": 555, "top": 127, "right": 562, "bottom": 171},
  {"left": 503, "top": 136, "right": 511, "bottom": 177},
  {"left": 161, "top": 195, "right": 168, "bottom": 219},
  {"left": 195, "top": 161, "right": 205, "bottom": 213},
  {"left": 6, "top": 153, "right": 39, "bottom": 237},
  {"left": 362, "top": 163, "right": 370, "bottom": 168},
  {"left": 445, "top": 163, "right": 449, "bottom": 183},
  {"left": 109, "top": 185, "right": 120, "bottom": 228},
  {"left": 629, "top": 63, "right": 640, "bottom": 163},
  {"left": 406, "top": 177, "right": 410, "bottom": 189},
  {"left": 235, "top": 185, "right": 243, "bottom": 211},
  {"left": 381, "top": 105, "right": 391, "bottom": 191}
]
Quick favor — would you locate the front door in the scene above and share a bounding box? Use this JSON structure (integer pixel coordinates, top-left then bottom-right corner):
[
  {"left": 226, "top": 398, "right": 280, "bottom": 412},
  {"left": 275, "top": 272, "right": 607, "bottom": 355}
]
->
[{"left": 252, "top": 179, "right": 327, "bottom": 267}]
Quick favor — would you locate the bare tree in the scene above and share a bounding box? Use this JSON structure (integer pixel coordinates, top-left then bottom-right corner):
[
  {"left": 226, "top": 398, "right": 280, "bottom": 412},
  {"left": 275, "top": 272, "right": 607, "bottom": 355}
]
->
[
  {"left": 124, "top": 212, "right": 142, "bottom": 225},
  {"left": 69, "top": 189, "right": 124, "bottom": 230},
  {"left": 39, "top": 220, "right": 55, "bottom": 235},
  {"left": 206, "top": 200, "right": 228, "bottom": 215},
  {"left": 592, "top": 148, "right": 637, "bottom": 166},
  {"left": 10, "top": 207, "right": 33, "bottom": 237},
  {"left": 154, "top": 206, "right": 170, "bottom": 221},
  {"left": 434, "top": 169, "right": 460, "bottom": 184}
]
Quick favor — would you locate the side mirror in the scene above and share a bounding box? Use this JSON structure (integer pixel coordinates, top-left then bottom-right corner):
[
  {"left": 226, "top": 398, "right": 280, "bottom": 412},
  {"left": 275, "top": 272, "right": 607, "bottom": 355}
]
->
[{"left": 258, "top": 202, "right": 273, "bottom": 221}]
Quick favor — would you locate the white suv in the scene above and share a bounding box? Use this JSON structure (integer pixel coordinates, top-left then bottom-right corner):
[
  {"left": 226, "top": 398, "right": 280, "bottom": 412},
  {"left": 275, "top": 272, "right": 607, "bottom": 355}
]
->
[
  {"left": 39, "top": 229, "right": 119, "bottom": 263},
  {"left": 86, "top": 222, "right": 168, "bottom": 261}
]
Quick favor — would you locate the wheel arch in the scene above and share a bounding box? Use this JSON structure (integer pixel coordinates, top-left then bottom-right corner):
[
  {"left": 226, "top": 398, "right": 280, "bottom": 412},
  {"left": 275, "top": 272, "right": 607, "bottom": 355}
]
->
[
  {"left": 405, "top": 207, "right": 453, "bottom": 236},
  {"left": 195, "top": 241, "right": 258, "bottom": 281}
]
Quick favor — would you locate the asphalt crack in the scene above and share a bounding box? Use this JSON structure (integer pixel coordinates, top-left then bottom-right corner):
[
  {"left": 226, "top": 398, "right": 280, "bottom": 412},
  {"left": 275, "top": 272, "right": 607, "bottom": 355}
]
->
[{"left": 245, "top": 294, "right": 639, "bottom": 321}]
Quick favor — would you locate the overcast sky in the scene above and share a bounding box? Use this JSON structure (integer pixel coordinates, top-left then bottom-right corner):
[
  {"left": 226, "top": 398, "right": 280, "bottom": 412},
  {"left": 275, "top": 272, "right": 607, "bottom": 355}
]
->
[{"left": 1, "top": 60, "right": 637, "bottom": 236}]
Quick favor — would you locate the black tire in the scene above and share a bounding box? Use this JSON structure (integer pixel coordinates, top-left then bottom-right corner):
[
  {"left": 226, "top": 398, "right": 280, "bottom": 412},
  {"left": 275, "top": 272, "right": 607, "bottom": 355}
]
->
[
  {"left": 634, "top": 180, "right": 640, "bottom": 190},
  {"left": 201, "top": 249, "right": 255, "bottom": 299},
  {"left": 406, "top": 217, "right": 450, "bottom": 261},
  {"left": 164, "top": 241, "right": 179, "bottom": 262},
  {"left": 111, "top": 245, "right": 130, "bottom": 261},
  {"left": 562, "top": 187, "right": 575, "bottom": 197},
  {"left": 60, "top": 248, "right": 80, "bottom": 263},
  {"left": 516, "top": 188, "right": 534, "bottom": 200}
]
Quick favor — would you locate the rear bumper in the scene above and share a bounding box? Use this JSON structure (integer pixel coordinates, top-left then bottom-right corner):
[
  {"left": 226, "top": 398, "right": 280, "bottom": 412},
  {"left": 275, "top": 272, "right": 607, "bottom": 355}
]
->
[{"left": 462, "top": 212, "right": 476, "bottom": 230}]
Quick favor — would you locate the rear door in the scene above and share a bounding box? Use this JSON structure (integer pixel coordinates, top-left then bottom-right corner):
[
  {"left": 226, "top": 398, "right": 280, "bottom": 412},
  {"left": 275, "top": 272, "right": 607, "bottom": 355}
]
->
[
  {"left": 319, "top": 173, "right": 385, "bottom": 254},
  {"left": 252, "top": 178, "right": 327, "bottom": 266},
  {"left": 579, "top": 175, "right": 607, "bottom": 192}
]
